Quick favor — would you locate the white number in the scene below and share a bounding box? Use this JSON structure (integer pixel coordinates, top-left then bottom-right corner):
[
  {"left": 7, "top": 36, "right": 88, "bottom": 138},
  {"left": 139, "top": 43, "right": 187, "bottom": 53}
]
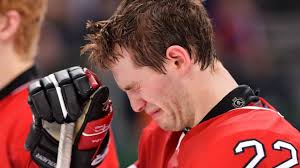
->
[
  {"left": 273, "top": 140, "right": 298, "bottom": 168},
  {"left": 234, "top": 139, "right": 299, "bottom": 168},
  {"left": 234, "top": 140, "right": 265, "bottom": 168}
]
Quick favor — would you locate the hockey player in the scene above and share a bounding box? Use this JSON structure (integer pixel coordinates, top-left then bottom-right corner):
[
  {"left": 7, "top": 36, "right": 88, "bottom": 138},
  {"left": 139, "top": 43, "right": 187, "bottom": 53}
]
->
[
  {"left": 0, "top": 0, "right": 47, "bottom": 166},
  {"left": 80, "top": 0, "right": 300, "bottom": 167},
  {"left": 0, "top": 0, "right": 118, "bottom": 167}
]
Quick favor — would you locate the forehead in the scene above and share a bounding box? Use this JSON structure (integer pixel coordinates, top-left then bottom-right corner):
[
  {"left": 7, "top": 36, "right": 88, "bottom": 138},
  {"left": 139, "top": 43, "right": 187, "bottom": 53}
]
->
[
  {"left": 111, "top": 46, "right": 136, "bottom": 72},
  {"left": 110, "top": 46, "right": 139, "bottom": 87}
]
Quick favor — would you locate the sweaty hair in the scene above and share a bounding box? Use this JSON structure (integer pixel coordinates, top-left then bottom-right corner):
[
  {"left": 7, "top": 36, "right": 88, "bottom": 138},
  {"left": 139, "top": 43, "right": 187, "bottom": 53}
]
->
[
  {"left": 0, "top": 0, "right": 47, "bottom": 60},
  {"left": 81, "top": 0, "right": 216, "bottom": 73}
]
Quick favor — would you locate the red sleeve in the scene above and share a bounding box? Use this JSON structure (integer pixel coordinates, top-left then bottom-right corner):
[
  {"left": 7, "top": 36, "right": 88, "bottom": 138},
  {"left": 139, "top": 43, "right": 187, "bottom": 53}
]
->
[{"left": 6, "top": 90, "right": 36, "bottom": 168}]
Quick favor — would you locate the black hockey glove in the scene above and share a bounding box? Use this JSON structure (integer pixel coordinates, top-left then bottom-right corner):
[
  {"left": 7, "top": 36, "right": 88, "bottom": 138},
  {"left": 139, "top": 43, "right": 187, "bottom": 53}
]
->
[{"left": 25, "top": 66, "right": 113, "bottom": 168}]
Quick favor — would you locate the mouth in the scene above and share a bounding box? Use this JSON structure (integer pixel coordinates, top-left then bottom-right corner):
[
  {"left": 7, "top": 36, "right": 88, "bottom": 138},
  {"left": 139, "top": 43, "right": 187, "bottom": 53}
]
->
[{"left": 148, "top": 109, "right": 161, "bottom": 118}]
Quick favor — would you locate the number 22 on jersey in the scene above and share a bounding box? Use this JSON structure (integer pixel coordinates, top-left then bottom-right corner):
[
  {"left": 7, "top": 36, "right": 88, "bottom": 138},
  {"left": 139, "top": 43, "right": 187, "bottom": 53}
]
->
[{"left": 234, "top": 139, "right": 298, "bottom": 168}]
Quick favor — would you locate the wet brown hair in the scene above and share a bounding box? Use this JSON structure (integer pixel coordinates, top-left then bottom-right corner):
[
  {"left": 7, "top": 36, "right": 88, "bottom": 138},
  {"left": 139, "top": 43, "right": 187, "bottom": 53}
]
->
[
  {"left": 81, "top": 0, "right": 216, "bottom": 73},
  {"left": 0, "top": 0, "right": 47, "bottom": 60}
]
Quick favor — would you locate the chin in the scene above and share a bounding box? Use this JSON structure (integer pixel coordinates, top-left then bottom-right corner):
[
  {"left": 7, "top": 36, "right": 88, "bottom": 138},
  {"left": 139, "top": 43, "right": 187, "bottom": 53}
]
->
[{"left": 158, "top": 123, "right": 182, "bottom": 131}]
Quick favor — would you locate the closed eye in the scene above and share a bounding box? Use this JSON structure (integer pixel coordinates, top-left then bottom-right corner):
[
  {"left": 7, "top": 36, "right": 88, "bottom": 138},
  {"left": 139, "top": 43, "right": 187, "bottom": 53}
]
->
[{"left": 124, "top": 82, "right": 139, "bottom": 92}]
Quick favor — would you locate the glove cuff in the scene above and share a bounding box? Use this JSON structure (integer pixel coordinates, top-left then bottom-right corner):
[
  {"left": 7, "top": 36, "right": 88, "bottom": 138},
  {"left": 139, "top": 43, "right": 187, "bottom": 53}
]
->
[{"left": 77, "top": 111, "right": 113, "bottom": 150}]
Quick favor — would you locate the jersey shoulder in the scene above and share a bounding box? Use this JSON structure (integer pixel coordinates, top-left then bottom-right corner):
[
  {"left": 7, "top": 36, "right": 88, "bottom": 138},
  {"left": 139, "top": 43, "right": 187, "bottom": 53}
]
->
[
  {"left": 0, "top": 86, "right": 29, "bottom": 108},
  {"left": 200, "top": 106, "right": 298, "bottom": 139},
  {"left": 179, "top": 107, "right": 300, "bottom": 167},
  {"left": 202, "top": 128, "right": 300, "bottom": 168}
]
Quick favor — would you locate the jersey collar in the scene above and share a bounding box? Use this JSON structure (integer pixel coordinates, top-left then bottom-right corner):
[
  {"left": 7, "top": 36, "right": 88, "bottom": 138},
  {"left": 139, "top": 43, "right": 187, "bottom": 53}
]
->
[
  {"left": 0, "top": 66, "right": 37, "bottom": 100},
  {"left": 184, "top": 85, "right": 261, "bottom": 133}
]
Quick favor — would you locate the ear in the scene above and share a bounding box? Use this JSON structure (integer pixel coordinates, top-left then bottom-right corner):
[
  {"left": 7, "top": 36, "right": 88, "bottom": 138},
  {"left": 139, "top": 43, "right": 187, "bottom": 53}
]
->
[
  {"left": 165, "top": 45, "right": 192, "bottom": 75},
  {"left": 0, "top": 10, "right": 21, "bottom": 41}
]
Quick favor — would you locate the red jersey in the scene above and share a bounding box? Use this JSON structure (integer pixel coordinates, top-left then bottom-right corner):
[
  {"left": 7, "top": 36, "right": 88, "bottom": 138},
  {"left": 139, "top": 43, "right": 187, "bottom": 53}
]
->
[
  {"left": 132, "top": 85, "right": 300, "bottom": 168},
  {"left": 0, "top": 84, "right": 37, "bottom": 167},
  {"left": 0, "top": 67, "right": 119, "bottom": 168},
  {"left": 179, "top": 106, "right": 300, "bottom": 168}
]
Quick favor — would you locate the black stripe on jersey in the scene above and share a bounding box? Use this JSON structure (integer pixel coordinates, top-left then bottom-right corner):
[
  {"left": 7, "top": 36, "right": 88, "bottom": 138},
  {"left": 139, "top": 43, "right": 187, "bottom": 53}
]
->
[{"left": 0, "top": 66, "right": 38, "bottom": 100}]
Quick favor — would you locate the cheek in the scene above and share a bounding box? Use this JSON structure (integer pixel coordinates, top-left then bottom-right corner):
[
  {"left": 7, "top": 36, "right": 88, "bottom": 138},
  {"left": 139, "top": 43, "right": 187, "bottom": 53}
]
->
[
  {"left": 143, "top": 86, "right": 166, "bottom": 103},
  {"left": 153, "top": 84, "right": 178, "bottom": 110},
  {"left": 142, "top": 74, "right": 181, "bottom": 107},
  {"left": 141, "top": 80, "right": 171, "bottom": 107},
  {"left": 143, "top": 76, "right": 169, "bottom": 96},
  {"left": 162, "top": 84, "right": 185, "bottom": 116}
]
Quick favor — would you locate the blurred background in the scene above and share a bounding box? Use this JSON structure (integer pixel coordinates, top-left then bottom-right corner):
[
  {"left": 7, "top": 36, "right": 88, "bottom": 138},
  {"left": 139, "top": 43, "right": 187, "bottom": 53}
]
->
[{"left": 36, "top": 0, "right": 300, "bottom": 167}]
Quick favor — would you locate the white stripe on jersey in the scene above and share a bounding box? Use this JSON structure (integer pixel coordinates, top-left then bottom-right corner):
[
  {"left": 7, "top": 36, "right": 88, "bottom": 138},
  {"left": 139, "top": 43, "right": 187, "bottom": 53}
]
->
[{"left": 232, "top": 106, "right": 284, "bottom": 118}]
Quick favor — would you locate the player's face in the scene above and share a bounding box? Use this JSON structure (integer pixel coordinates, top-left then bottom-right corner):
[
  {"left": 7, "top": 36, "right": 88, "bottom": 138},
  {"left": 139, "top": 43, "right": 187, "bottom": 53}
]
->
[{"left": 111, "top": 47, "right": 193, "bottom": 131}]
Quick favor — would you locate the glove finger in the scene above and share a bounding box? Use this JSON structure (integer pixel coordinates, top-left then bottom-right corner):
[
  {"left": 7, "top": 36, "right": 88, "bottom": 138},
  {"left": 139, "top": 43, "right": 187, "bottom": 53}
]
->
[
  {"left": 28, "top": 80, "right": 53, "bottom": 122},
  {"left": 68, "top": 66, "right": 94, "bottom": 100},
  {"left": 43, "top": 74, "right": 65, "bottom": 124},
  {"left": 55, "top": 69, "right": 82, "bottom": 122},
  {"left": 60, "top": 83, "right": 81, "bottom": 122}
]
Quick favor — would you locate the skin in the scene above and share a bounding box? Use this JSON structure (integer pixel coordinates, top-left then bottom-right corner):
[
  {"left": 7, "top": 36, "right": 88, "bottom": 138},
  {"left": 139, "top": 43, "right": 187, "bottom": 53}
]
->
[
  {"left": 111, "top": 45, "right": 239, "bottom": 131},
  {"left": 0, "top": 11, "right": 34, "bottom": 89}
]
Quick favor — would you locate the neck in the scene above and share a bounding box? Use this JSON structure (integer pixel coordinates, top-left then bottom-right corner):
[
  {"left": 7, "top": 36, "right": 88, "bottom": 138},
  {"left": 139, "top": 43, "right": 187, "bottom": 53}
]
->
[
  {"left": 0, "top": 49, "right": 34, "bottom": 90},
  {"left": 188, "top": 61, "right": 238, "bottom": 128}
]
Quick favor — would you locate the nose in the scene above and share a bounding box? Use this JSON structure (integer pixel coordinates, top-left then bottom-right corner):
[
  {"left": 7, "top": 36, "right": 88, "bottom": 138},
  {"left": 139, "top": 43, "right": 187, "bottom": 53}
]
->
[{"left": 128, "top": 93, "right": 146, "bottom": 113}]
